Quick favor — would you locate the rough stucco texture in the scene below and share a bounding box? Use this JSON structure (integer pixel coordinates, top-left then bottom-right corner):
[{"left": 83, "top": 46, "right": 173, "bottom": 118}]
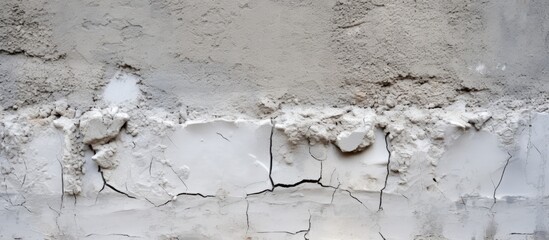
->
[{"left": 1, "top": 0, "right": 549, "bottom": 239}]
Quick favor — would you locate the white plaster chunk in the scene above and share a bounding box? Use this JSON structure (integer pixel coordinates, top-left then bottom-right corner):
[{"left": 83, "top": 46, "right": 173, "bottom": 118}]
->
[
  {"left": 439, "top": 104, "right": 491, "bottom": 130},
  {"left": 79, "top": 108, "right": 129, "bottom": 145},
  {"left": 91, "top": 143, "right": 117, "bottom": 169},
  {"left": 53, "top": 116, "right": 77, "bottom": 133},
  {"left": 467, "top": 111, "right": 492, "bottom": 130},
  {"left": 276, "top": 106, "right": 377, "bottom": 152},
  {"left": 335, "top": 125, "right": 375, "bottom": 152},
  {"left": 321, "top": 128, "right": 389, "bottom": 193},
  {"left": 53, "top": 116, "right": 85, "bottom": 195}
]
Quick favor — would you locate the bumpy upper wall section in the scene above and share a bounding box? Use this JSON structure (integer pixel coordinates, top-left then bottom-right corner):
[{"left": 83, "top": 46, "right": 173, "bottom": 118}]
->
[
  {"left": 1, "top": 0, "right": 549, "bottom": 239},
  {"left": 1, "top": 0, "right": 548, "bottom": 115}
]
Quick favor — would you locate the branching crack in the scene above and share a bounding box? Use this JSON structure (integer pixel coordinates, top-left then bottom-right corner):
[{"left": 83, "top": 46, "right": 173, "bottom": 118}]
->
[
  {"left": 379, "top": 132, "right": 391, "bottom": 211},
  {"left": 330, "top": 182, "right": 340, "bottom": 204},
  {"left": 492, "top": 152, "right": 512, "bottom": 208},
  {"left": 257, "top": 213, "right": 313, "bottom": 238},
  {"left": 247, "top": 162, "right": 367, "bottom": 209},
  {"left": 1, "top": 176, "right": 32, "bottom": 213},
  {"left": 48, "top": 205, "right": 63, "bottom": 234},
  {"left": 98, "top": 166, "right": 136, "bottom": 199},
  {"left": 247, "top": 120, "right": 368, "bottom": 209},
  {"left": 1, "top": 189, "right": 31, "bottom": 213}
]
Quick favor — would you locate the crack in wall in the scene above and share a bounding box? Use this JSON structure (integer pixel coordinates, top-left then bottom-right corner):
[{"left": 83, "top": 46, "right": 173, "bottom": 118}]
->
[
  {"left": 98, "top": 166, "right": 136, "bottom": 199},
  {"left": 379, "top": 232, "right": 387, "bottom": 240},
  {"left": 492, "top": 152, "right": 512, "bottom": 207},
  {"left": 151, "top": 191, "right": 216, "bottom": 207},
  {"left": 148, "top": 158, "right": 153, "bottom": 176},
  {"left": 0, "top": 183, "right": 31, "bottom": 213},
  {"left": 308, "top": 140, "right": 327, "bottom": 161},
  {"left": 246, "top": 200, "right": 250, "bottom": 234},
  {"left": 268, "top": 120, "right": 275, "bottom": 188},
  {"left": 48, "top": 205, "right": 63, "bottom": 234},
  {"left": 167, "top": 164, "right": 188, "bottom": 190},
  {"left": 176, "top": 192, "right": 215, "bottom": 198},
  {"left": 21, "top": 159, "right": 27, "bottom": 188},
  {"left": 84, "top": 233, "right": 141, "bottom": 238},
  {"left": 56, "top": 157, "right": 65, "bottom": 208},
  {"left": 246, "top": 121, "right": 368, "bottom": 208},
  {"left": 216, "top": 132, "right": 231, "bottom": 142},
  {"left": 255, "top": 213, "right": 313, "bottom": 238},
  {"left": 378, "top": 132, "right": 391, "bottom": 211},
  {"left": 247, "top": 161, "right": 367, "bottom": 208},
  {"left": 303, "top": 213, "right": 312, "bottom": 240},
  {"left": 510, "top": 232, "right": 534, "bottom": 235},
  {"left": 330, "top": 182, "right": 340, "bottom": 204}
]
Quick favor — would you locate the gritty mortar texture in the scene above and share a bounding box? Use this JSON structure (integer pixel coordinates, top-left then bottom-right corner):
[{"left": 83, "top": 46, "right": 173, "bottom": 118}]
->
[{"left": 0, "top": 0, "right": 549, "bottom": 239}]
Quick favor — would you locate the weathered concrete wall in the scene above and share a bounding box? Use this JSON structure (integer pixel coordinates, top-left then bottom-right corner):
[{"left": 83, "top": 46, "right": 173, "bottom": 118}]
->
[{"left": 1, "top": 0, "right": 548, "bottom": 239}]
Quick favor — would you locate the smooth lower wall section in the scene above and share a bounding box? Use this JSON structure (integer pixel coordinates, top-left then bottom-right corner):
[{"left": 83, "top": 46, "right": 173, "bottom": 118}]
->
[{"left": 0, "top": 114, "right": 548, "bottom": 239}]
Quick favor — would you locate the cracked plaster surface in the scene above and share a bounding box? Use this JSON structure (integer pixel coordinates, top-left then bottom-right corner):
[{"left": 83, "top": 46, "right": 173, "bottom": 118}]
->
[
  {"left": 1, "top": 109, "right": 548, "bottom": 239},
  {"left": 1, "top": 0, "right": 549, "bottom": 239}
]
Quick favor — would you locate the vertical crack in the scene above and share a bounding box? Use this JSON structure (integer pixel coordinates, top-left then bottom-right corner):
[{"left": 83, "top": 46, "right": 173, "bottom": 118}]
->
[
  {"left": 21, "top": 159, "right": 28, "bottom": 187},
  {"left": 303, "top": 213, "right": 312, "bottom": 240},
  {"left": 306, "top": 125, "right": 326, "bottom": 161},
  {"left": 379, "top": 132, "right": 391, "bottom": 211},
  {"left": 492, "top": 152, "right": 512, "bottom": 208},
  {"left": 48, "top": 205, "right": 62, "bottom": 234},
  {"left": 246, "top": 200, "right": 250, "bottom": 234},
  {"left": 56, "top": 157, "right": 65, "bottom": 212},
  {"left": 330, "top": 182, "right": 340, "bottom": 204},
  {"left": 148, "top": 158, "right": 153, "bottom": 176},
  {"left": 268, "top": 118, "right": 275, "bottom": 188}
]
